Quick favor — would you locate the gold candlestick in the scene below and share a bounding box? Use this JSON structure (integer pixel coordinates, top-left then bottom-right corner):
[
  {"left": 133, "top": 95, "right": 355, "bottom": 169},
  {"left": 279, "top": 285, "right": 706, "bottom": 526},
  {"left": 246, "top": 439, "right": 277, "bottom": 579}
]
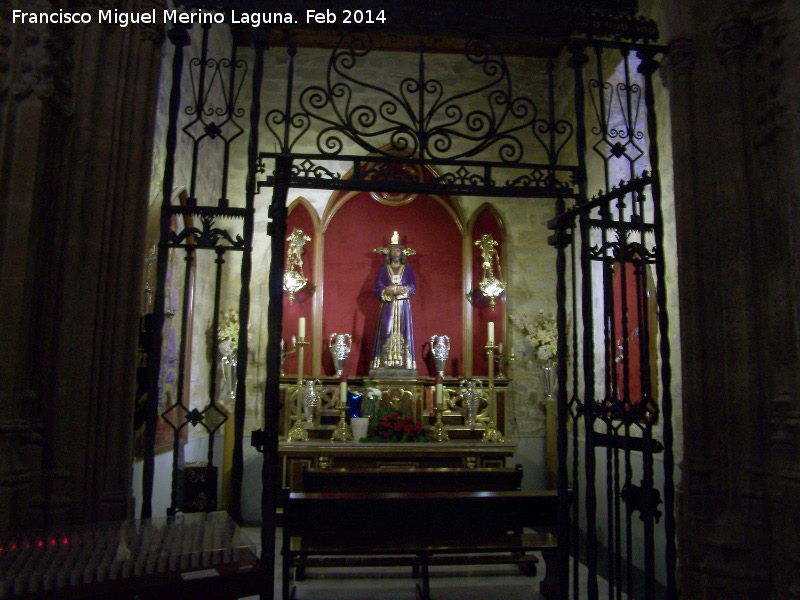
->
[
  {"left": 432, "top": 380, "right": 449, "bottom": 442},
  {"left": 331, "top": 381, "right": 353, "bottom": 442},
  {"left": 286, "top": 338, "right": 310, "bottom": 442},
  {"left": 295, "top": 338, "right": 309, "bottom": 384},
  {"left": 482, "top": 343, "right": 505, "bottom": 443}
]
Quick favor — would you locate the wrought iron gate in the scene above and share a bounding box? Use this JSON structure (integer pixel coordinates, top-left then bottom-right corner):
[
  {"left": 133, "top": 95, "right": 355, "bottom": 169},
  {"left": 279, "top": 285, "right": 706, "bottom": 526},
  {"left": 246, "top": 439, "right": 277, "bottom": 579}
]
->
[{"left": 145, "top": 9, "right": 675, "bottom": 600}]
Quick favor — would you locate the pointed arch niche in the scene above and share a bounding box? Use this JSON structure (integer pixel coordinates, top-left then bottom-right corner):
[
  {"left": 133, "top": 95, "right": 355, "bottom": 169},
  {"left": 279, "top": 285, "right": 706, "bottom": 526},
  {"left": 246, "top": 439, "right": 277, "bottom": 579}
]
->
[
  {"left": 282, "top": 197, "right": 319, "bottom": 377},
  {"left": 320, "top": 186, "right": 465, "bottom": 378},
  {"left": 468, "top": 204, "right": 507, "bottom": 377},
  {"left": 280, "top": 168, "right": 511, "bottom": 381}
]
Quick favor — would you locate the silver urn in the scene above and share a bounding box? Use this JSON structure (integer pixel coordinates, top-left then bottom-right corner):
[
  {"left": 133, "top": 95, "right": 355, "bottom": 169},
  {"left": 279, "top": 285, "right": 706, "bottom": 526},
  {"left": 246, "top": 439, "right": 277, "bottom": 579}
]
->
[
  {"left": 430, "top": 334, "right": 450, "bottom": 378},
  {"left": 328, "top": 333, "right": 352, "bottom": 377}
]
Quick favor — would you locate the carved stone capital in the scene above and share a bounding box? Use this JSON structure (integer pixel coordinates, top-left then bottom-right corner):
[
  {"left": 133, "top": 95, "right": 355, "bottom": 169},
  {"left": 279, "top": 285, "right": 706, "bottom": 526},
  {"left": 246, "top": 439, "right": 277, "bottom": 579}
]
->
[
  {"left": 713, "top": 16, "right": 751, "bottom": 65},
  {"left": 5, "top": 0, "right": 73, "bottom": 108},
  {"left": 660, "top": 37, "right": 696, "bottom": 90},
  {"left": 139, "top": 0, "right": 166, "bottom": 44},
  {"left": 750, "top": 13, "right": 788, "bottom": 147}
]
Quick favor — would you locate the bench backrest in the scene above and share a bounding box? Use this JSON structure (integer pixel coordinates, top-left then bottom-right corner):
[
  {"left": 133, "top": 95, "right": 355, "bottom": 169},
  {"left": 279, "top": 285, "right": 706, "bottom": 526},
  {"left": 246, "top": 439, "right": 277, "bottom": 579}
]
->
[
  {"left": 300, "top": 465, "right": 523, "bottom": 494},
  {"left": 283, "top": 489, "right": 558, "bottom": 537}
]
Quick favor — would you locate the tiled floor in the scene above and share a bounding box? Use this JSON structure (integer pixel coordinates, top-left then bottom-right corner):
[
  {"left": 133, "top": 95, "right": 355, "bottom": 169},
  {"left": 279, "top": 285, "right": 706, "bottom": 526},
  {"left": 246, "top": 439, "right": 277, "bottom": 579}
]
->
[{"left": 239, "top": 527, "right": 609, "bottom": 600}]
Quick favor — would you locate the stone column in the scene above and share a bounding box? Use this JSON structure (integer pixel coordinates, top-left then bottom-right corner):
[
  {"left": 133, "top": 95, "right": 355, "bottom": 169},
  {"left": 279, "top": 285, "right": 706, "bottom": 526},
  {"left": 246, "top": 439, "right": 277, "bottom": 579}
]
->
[
  {"left": 0, "top": 0, "right": 164, "bottom": 534},
  {"left": 664, "top": 0, "right": 799, "bottom": 596}
]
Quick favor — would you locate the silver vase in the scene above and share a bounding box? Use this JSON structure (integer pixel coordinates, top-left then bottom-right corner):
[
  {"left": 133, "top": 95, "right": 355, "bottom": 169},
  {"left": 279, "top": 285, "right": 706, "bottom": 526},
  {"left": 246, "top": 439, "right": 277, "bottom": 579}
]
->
[
  {"left": 540, "top": 362, "right": 556, "bottom": 400},
  {"left": 460, "top": 379, "right": 483, "bottom": 427},
  {"left": 430, "top": 335, "right": 450, "bottom": 378},
  {"left": 220, "top": 354, "right": 237, "bottom": 413},
  {"left": 328, "top": 333, "right": 352, "bottom": 377},
  {"left": 301, "top": 379, "right": 322, "bottom": 424}
]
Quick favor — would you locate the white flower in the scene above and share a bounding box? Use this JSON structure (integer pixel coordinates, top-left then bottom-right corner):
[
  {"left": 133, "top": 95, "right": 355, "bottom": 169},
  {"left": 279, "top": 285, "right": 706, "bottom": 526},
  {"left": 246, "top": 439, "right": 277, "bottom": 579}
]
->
[
  {"left": 216, "top": 308, "right": 254, "bottom": 357},
  {"left": 537, "top": 344, "right": 555, "bottom": 361},
  {"left": 219, "top": 338, "right": 236, "bottom": 358}
]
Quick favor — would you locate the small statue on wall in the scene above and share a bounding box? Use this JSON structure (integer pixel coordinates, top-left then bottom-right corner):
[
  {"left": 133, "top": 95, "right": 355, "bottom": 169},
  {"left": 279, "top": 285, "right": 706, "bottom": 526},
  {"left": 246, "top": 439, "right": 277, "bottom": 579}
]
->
[{"left": 371, "top": 231, "right": 418, "bottom": 376}]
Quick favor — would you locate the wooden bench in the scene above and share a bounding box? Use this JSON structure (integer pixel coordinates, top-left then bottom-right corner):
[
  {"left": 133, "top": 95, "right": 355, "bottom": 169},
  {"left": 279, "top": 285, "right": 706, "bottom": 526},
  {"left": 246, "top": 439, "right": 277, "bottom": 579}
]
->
[
  {"left": 300, "top": 465, "right": 524, "bottom": 494},
  {"left": 282, "top": 489, "right": 559, "bottom": 600}
]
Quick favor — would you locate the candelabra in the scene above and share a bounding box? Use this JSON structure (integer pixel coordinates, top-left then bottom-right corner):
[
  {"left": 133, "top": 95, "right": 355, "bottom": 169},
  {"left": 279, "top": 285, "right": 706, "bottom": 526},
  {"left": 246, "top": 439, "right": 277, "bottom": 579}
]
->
[{"left": 493, "top": 347, "right": 515, "bottom": 379}]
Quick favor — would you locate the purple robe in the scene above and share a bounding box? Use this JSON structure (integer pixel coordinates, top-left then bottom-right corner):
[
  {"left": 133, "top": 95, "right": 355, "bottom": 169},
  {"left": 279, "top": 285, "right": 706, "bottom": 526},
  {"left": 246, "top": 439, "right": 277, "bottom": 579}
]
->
[{"left": 371, "top": 262, "right": 417, "bottom": 371}]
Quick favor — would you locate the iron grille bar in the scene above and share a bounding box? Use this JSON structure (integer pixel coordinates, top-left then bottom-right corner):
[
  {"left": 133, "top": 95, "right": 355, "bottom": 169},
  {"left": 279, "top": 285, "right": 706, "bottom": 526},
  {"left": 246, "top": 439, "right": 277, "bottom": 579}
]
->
[
  {"left": 230, "top": 32, "right": 265, "bottom": 529},
  {"left": 187, "top": 25, "right": 210, "bottom": 202},
  {"left": 261, "top": 177, "right": 576, "bottom": 198},
  {"left": 570, "top": 40, "right": 601, "bottom": 600},
  {"left": 142, "top": 24, "right": 191, "bottom": 520},
  {"left": 261, "top": 156, "right": 292, "bottom": 600},
  {"left": 167, "top": 206, "right": 250, "bottom": 217},
  {"left": 257, "top": 152, "right": 581, "bottom": 172},
  {"left": 548, "top": 173, "right": 652, "bottom": 230},
  {"left": 553, "top": 196, "right": 572, "bottom": 600}
]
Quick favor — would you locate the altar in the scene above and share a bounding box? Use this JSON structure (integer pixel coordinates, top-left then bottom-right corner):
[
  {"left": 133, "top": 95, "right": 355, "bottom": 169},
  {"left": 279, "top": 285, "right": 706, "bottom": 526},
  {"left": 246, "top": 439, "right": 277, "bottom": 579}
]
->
[
  {"left": 278, "top": 440, "right": 517, "bottom": 494},
  {"left": 276, "top": 374, "right": 516, "bottom": 493},
  {"left": 272, "top": 190, "right": 519, "bottom": 493}
]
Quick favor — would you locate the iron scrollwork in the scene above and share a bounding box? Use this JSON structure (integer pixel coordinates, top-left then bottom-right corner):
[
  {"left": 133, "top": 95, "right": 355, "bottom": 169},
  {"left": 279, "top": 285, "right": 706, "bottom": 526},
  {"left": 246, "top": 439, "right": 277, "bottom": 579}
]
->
[
  {"left": 183, "top": 56, "right": 248, "bottom": 145},
  {"left": 269, "top": 32, "right": 562, "bottom": 164}
]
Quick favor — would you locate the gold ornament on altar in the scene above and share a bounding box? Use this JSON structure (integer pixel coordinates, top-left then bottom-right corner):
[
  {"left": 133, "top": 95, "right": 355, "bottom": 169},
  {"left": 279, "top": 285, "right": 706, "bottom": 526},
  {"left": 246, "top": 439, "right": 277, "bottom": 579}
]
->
[
  {"left": 283, "top": 228, "right": 311, "bottom": 304},
  {"left": 374, "top": 230, "right": 417, "bottom": 258},
  {"left": 474, "top": 234, "right": 505, "bottom": 309}
]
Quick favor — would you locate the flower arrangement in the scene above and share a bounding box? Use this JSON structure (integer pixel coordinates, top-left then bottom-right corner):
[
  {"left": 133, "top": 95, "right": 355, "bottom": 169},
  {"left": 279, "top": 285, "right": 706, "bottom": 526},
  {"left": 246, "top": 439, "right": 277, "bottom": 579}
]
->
[
  {"left": 217, "top": 308, "right": 246, "bottom": 357},
  {"left": 362, "top": 407, "right": 432, "bottom": 443},
  {"left": 509, "top": 310, "right": 559, "bottom": 364},
  {"left": 216, "top": 308, "right": 253, "bottom": 357}
]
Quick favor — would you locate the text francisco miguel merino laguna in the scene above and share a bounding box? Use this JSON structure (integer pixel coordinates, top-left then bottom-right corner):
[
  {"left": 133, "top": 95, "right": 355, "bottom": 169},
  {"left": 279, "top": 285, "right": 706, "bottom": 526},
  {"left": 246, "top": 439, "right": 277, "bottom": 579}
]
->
[{"left": 12, "top": 8, "right": 388, "bottom": 27}]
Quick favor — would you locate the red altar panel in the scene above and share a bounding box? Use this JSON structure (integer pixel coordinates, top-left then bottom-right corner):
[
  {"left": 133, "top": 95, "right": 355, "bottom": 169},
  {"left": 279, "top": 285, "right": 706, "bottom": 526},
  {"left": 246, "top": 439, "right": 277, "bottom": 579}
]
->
[
  {"left": 470, "top": 205, "right": 505, "bottom": 376},
  {"left": 322, "top": 192, "right": 464, "bottom": 377},
  {"left": 282, "top": 200, "right": 316, "bottom": 377}
]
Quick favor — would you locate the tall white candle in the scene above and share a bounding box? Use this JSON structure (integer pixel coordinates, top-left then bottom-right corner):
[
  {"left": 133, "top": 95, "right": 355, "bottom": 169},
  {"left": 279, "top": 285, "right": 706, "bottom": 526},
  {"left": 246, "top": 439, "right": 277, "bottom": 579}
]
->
[
  {"left": 487, "top": 321, "right": 494, "bottom": 345},
  {"left": 298, "top": 317, "right": 306, "bottom": 339},
  {"left": 340, "top": 381, "right": 347, "bottom": 406},
  {"left": 435, "top": 383, "right": 443, "bottom": 407}
]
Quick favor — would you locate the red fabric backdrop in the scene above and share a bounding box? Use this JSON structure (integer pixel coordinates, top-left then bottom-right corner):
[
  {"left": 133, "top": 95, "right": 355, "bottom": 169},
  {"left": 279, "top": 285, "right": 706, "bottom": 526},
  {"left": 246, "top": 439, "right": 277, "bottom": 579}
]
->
[
  {"left": 322, "top": 193, "right": 463, "bottom": 377},
  {"left": 471, "top": 207, "right": 505, "bottom": 376}
]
